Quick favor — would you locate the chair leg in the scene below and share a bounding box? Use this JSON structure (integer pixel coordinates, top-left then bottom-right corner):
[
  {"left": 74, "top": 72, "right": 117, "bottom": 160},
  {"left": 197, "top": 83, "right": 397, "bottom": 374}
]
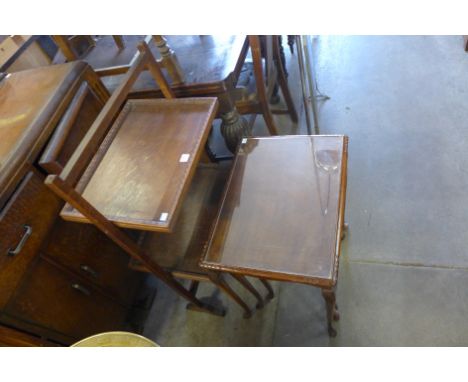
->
[
  {"left": 188, "top": 280, "right": 200, "bottom": 294},
  {"left": 208, "top": 273, "right": 253, "bottom": 318},
  {"left": 321, "top": 287, "right": 339, "bottom": 337},
  {"left": 231, "top": 274, "right": 265, "bottom": 309},
  {"left": 260, "top": 103, "right": 280, "bottom": 136},
  {"left": 112, "top": 35, "right": 125, "bottom": 50},
  {"left": 260, "top": 279, "right": 275, "bottom": 300},
  {"left": 274, "top": 37, "right": 299, "bottom": 123},
  {"left": 249, "top": 36, "right": 280, "bottom": 136}
]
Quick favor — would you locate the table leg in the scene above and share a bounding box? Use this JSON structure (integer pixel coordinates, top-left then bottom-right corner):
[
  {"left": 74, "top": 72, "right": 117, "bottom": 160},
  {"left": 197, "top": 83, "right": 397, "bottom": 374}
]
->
[
  {"left": 208, "top": 273, "right": 253, "bottom": 318},
  {"left": 220, "top": 108, "right": 251, "bottom": 154},
  {"left": 321, "top": 288, "right": 339, "bottom": 337},
  {"left": 184, "top": 281, "right": 227, "bottom": 317},
  {"left": 231, "top": 274, "right": 265, "bottom": 309},
  {"left": 260, "top": 279, "right": 275, "bottom": 300}
]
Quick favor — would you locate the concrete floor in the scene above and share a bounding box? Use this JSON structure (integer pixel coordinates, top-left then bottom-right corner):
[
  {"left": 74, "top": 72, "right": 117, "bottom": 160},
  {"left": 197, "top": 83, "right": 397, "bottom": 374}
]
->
[{"left": 143, "top": 35, "right": 468, "bottom": 346}]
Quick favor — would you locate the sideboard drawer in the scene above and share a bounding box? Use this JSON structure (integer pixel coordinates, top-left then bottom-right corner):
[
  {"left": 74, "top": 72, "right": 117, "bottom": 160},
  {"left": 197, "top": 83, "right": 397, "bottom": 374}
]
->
[
  {"left": 43, "top": 221, "right": 140, "bottom": 305},
  {"left": 5, "top": 257, "right": 127, "bottom": 341},
  {"left": 0, "top": 171, "right": 61, "bottom": 310}
]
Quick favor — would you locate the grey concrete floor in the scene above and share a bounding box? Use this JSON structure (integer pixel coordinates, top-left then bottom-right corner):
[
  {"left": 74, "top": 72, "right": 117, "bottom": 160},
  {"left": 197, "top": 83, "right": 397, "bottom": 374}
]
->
[{"left": 143, "top": 35, "right": 468, "bottom": 346}]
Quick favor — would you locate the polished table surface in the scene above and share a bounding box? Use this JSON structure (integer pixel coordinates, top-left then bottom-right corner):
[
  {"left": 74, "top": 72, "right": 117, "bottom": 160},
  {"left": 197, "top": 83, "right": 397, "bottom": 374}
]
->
[
  {"left": 83, "top": 35, "right": 247, "bottom": 92},
  {"left": 0, "top": 62, "right": 88, "bottom": 206},
  {"left": 200, "top": 135, "right": 348, "bottom": 287},
  {"left": 0, "top": 63, "right": 85, "bottom": 175}
]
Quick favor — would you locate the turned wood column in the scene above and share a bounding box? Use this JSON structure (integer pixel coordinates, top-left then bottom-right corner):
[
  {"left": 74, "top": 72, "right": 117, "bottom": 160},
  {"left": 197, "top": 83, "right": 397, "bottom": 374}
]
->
[{"left": 153, "top": 35, "right": 185, "bottom": 85}]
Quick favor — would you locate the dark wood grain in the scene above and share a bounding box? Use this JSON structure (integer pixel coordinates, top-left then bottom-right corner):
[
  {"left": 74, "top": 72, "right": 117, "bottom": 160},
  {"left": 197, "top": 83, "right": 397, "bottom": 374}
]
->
[
  {"left": 0, "top": 171, "right": 61, "bottom": 310},
  {"left": 39, "top": 82, "right": 91, "bottom": 174},
  {"left": 0, "top": 62, "right": 89, "bottom": 207},
  {"left": 45, "top": 174, "right": 223, "bottom": 314},
  {"left": 45, "top": 41, "right": 257, "bottom": 317},
  {"left": 5, "top": 257, "right": 127, "bottom": 341},
  {"left": 0, "top": 63, "right": 81, "bottom": 168},
  {"left": 0, "top": 59, "right": 146, "bottom": 345},
  {"left": 43, "top": 42, "right": 225, "bottom": 313},
  {"left": 201, "top": 135, "right": 348, "bottom": 288},
  {"left": 86, "top": 35, "right": 248, "bottom": 93},
  {"left": 0, "top": 324, "right": 59, "bottom": 347},
  {"left": 42, "top": 220, "right": 140, "bottom": 305},
  {"left": 201, "top": 135, "right": 348, "bottom": 334}
]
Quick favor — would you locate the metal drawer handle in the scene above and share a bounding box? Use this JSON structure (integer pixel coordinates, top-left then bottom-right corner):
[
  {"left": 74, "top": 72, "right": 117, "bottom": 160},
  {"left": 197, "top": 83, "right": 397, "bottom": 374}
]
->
[
  {"left": 71, "top": 283, "right": 91, "bottom": 296},
  {"left": 8, "top": 225, "right": 32, "bottom": 257},
  {"left": 80, "top": 264, "right": 99, "bottom": 279}
]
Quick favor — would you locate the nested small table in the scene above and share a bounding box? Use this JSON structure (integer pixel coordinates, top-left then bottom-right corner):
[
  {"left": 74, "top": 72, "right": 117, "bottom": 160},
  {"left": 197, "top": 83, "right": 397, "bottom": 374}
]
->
[{"left": 200, "top": 135, "right": 348, "bottom": 336}]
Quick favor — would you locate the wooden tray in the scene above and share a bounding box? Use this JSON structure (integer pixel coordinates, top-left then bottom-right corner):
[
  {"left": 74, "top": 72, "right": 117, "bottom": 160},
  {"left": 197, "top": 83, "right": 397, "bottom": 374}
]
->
[{"left": 61, "top": 97, "right": 218, "bottom": 233}]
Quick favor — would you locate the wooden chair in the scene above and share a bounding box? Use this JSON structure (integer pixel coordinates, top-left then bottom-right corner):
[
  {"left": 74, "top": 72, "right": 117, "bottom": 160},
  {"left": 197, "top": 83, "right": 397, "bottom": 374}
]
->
[
  {"left": 55, "top": 35, "right": 251, "bottom": 155},
  {"left": 233, "top": 36, "right": 298, "bottom": 142},
  {"left": 52, "top": 35, "right": 184, "bottom": 84},
  {"left": 44, "top": 41, "right": 263, "bottom": 318},
  {"left": 131, "top": 35, "right": 298, "bottom": 153},
  {"left": 52, "top": 35, "right": 298, "bottom": 153}
]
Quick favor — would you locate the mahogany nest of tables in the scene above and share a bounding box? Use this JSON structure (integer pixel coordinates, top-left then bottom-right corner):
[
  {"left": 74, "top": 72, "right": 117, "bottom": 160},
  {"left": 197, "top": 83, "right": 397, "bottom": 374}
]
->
[{"left": 200, "top": 135, "right": 348, "bottom": 336}]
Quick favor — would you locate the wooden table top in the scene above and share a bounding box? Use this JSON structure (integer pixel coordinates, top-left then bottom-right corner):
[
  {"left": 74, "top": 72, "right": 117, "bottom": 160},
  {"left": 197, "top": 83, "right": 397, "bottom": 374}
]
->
[
  {"left": 61, "top": 98, "right": 218, "bottom": 233},
  {"left": 200, "top": 135, "right": 348, "bottom": 287},
  {"left": 0, "top": 63, "right": 84, "bottom": 170},
  {"left": 0, "top": 62, "right": 87, "bottom": 204},
  {"left": 88, "top": 35, "right": 247, "bottom": 93}
]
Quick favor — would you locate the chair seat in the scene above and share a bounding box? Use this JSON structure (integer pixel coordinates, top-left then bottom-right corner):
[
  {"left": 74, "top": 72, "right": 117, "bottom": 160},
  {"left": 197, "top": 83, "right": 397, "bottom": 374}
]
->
[
  {"left": 129, "top": 163, "right": 230, "bottom": 277},
  {"left": 60, "top": 97, "right": 218, "bottom": 233}
]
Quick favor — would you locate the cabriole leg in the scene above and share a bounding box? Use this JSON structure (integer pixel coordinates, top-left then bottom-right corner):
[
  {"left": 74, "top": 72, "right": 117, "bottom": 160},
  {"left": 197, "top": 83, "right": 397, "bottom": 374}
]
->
[
  {"left": 231, "top": 274, "right": 265, "bottom": 309},
  {"left": 209, "top": 273, "right": 253, "bottom": 318},
  {"left": 260, "top": 279, "right": 275, "bottom": 300},
  {"left": 321, "top": 288, "right": 339, "bottom": 337}
]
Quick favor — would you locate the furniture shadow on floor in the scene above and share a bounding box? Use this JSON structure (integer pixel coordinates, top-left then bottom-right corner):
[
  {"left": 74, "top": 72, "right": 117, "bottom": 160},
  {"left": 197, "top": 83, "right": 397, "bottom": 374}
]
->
[
  {"left": 272, "top": 283, "right": 332, "bottom": 346},
  {"left": 142, "top": 278, "right": 281, "bottom": 346}
]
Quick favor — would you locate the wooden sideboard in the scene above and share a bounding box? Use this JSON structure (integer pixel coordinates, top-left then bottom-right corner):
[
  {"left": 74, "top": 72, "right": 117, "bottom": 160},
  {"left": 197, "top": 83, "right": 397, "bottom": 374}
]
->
[{"left": 0, "top": 62, "right": 142, "bottom": 345}]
